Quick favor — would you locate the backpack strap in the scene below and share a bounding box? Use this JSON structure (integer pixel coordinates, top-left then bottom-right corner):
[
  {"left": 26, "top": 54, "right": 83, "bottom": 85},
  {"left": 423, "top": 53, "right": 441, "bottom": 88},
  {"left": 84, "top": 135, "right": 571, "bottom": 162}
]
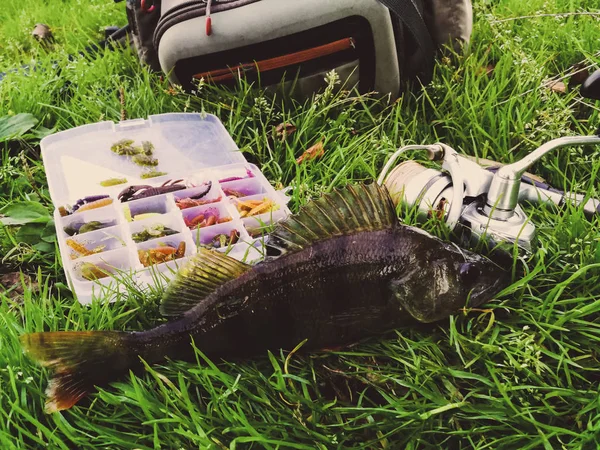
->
[{"left": 377, "top": 0, "right": 435, "bottom": 83}]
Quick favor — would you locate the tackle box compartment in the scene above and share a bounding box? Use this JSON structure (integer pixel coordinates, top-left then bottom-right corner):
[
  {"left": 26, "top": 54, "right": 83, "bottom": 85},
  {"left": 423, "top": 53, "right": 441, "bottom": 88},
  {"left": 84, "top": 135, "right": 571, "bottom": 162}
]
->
[{"left": 41, "top": 113, "right": 290, "bottom": 303}]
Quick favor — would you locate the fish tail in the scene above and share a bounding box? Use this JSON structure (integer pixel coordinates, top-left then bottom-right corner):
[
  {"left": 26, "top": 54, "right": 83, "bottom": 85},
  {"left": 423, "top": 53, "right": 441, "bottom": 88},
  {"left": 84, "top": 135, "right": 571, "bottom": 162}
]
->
[{"left": 20, "top": 331, "right": 136, "bottom": 413}]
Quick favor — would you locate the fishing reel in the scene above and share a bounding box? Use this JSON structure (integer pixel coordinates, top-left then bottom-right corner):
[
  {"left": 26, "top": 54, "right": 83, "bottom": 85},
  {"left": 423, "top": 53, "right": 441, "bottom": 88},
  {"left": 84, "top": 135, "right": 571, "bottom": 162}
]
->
[
  {"left": 378, "top": 70, "right": 600, "bottom": 254},
  {"left": 378, "top": 134, "right": 600, "bottom": 254}
]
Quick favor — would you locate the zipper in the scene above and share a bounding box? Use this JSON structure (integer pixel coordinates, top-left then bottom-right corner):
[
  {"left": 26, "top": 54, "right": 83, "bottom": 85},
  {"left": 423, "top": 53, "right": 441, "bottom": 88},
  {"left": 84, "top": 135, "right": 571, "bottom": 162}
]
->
[
  {"left": 193, "top": 37, "right": 356, "bottom": 82},
  {"left": 155, "top": 0, "right": 260, "bottom": 47},
  {"left": 158, "top": 0, "right": 259, "bottom": 23}
]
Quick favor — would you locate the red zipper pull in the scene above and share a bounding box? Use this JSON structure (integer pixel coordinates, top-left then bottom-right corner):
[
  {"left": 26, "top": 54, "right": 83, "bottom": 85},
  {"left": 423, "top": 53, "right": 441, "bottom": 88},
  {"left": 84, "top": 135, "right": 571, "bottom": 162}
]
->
[
  {"left": 205, "top": 0, "right": 213, "bottom": 36},
  {"left": 141, "top": 0, "right": 155, "bottom": 13}
]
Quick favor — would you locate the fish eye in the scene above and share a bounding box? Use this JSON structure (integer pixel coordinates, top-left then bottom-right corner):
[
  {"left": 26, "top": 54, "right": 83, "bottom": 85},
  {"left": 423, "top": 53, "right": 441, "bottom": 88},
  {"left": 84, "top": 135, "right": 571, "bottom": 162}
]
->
[{"left": 459, "top": 263, "right": 480, "bottom": 285}]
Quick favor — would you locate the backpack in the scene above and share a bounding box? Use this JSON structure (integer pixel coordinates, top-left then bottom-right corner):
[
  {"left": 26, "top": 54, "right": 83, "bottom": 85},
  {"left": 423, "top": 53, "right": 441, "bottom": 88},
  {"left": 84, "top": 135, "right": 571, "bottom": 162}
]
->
[{"left": 126, "top": 0, "right": 472, "bottom": 98}]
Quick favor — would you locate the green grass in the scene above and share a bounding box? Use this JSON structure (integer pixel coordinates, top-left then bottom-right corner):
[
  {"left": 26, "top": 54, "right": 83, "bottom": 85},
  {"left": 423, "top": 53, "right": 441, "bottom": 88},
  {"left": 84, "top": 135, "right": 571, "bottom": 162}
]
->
[{"left": 1, "top": 0, "right": 600, "bottom": 448}]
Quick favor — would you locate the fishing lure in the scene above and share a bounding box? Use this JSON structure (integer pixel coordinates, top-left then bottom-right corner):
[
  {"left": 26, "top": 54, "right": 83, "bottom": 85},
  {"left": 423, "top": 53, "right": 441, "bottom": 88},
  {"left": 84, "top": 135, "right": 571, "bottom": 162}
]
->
[
  {"left": 100, "top": 178, "right": 127, "bottom": 187},
  {"left": 66, "top": 239, "right": 106, "bottom": 259},
  {"left": 76, "top": 198, "right": 113, "bottom": 213},
  {"left": 141, "top": 141, "right": 154, "bottom": 156},
  {"left": 222, "top": 188, "right": 251, "bottom": 198},
  {"left": 138, "top": 242, "right": 186, "bottom": 267},
  {"left": 184, "top": 209, "right": 226, "bottom": 229},
  {"left": 174, "top": 182, "right": 215, "bottom": 210},
  {"left": 62, "top": 195, "right": 113, "bottom": 216},
  {"left": 218, "top": 169, "right": 255, "bottom": 183},
  {"left": 209, "top": 230, "right": 240, "bottom": 248},
  {"left": 68, "top": 195, "right": 111, "bottom": 213},
  {"left": 132, "top": 224, "right": 179, "bottom": 243},
  {"left": 118, "top": 179, "right": 187, "bottom": 202},
  {"left": 236, "top": 198, "right": 277, "bottom": 217},
  {"left": 79, "top": 222, "right": 107, "bottom": 234},
  {"left": 79, "top": 263, "right": 111, "bottom": 281},
  {"left": 111, "top": 139, "right": 157, "bottom": 162},
  {"left": 140, "top": 170, "right": 168, "bottom": 179},
  {"left": 133, "top": 213, "right": 162, "bottom": 222},
  {"left": 63, "top": 221, "right": 109, "bottom": 236},
  {"left": 132, "top": 154, "right": 159, "bottom": 167},
  {"left": 110, "top": 139, "right": 138, "bottom": 156},
  {"left": 66, "top": 239, "right": 95, "bottom": 257}
]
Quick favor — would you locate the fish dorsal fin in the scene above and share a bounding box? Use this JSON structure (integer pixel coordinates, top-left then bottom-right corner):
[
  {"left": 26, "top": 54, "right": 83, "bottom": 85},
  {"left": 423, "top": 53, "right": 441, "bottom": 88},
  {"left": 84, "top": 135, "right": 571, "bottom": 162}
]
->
[
  {"left": 267, "top": 183, "right": 397, "bottom": 255},
  {"left": 160, "top": 247, "right": 251, "bottom": 316}
]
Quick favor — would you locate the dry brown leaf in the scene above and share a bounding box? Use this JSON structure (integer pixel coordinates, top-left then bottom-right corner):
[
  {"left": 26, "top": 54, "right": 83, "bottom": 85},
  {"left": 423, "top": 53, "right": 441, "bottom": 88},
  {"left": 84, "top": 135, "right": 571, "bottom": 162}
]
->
[
  {"left": 274, "top": 123, "right": 297, "bottom": 142},
  {"left": 546, "top": 80, "right": 567, "bottom": 94},
  {"left": 0, "top": 272, "right": 38, "bottom": 300},
  {"left": 296, "top": 141, "right": 324, "bottom": 164},
  {"left": 32, "top": 23, "right": 53, "bottom": 43},
  {"left": 477, "top": 63, "right": 495, "bottom": 77}
]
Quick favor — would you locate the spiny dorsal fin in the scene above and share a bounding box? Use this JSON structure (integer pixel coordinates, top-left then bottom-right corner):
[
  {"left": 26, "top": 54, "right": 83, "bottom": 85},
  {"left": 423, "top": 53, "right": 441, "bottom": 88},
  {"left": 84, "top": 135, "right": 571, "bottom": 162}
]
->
[
  {"left": 267, "top": 183, "right": 397, "bottom": 256},
  {"left": 160, "top": 248, "right": 251, "bottom": 316}
]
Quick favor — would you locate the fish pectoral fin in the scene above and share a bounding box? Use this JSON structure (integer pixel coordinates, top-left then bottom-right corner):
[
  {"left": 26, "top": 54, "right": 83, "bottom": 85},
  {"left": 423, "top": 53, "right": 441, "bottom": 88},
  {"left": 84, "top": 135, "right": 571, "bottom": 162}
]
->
[
  {"left": 160, "top": 247, "right": 251, "bottom": 317},
  {"left": 267, "top": 183, "right": 397, "bottom": 257}
]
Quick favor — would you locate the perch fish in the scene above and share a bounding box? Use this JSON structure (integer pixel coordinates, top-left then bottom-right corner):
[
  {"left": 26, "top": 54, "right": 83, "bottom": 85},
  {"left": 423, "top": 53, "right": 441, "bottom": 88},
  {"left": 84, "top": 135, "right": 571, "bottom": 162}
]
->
[{"left": 20, "top": 184, "right": 509, "bottom": 412}]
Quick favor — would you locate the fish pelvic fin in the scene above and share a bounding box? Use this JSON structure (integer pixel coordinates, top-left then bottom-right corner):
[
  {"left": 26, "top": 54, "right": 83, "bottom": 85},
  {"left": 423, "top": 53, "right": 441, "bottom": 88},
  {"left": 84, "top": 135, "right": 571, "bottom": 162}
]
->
[
  {"left": 20, "top": 331, "right": 133, "bottom": 413},
  {"left": 267, "top": 183, "right": 397, "bottom": 256},
  {"left": 160, "top": 247, "right": 251, "bottom": 317}
]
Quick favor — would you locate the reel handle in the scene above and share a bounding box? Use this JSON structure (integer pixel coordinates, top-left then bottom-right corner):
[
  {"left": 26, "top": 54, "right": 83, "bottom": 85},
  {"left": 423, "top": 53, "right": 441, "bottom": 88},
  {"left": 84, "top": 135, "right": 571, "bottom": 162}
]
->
[
  {"left": 484, "top": 135, "right": 600, "bottom": 219},
  {"left": 485, "top": 168, "right": 600, "bottom": 217}
]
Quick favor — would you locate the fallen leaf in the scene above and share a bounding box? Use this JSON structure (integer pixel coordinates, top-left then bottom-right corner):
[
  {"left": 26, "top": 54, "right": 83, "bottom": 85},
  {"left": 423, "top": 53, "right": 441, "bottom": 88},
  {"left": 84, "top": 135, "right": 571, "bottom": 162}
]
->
[
  {"left": 296, "top": 141, "right": 324, "bottom": 164},
  {"left": 274, "top": 123, "right": 297, "bottom": 142},
  {"left": 164, "top": 87, "right": 180, "bottom": 96},
  {"left": 31, "top": 23, "right": 53, "bottom": 43},
  {"left": 477, "top": 63, "right": 495, "bottom": 77},
  {"left": 546, "top": 80, "right": 567, "bottom": 94},
  {"left": 0, "top": 272, "right": 38, "bottom": 301}
]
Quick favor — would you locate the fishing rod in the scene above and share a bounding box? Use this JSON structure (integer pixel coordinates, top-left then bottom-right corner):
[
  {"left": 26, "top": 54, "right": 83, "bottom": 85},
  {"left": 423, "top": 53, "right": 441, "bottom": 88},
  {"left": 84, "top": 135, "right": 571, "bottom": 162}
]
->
[{"left": 379, "top": 69, "right": 600, "bottom": 254}]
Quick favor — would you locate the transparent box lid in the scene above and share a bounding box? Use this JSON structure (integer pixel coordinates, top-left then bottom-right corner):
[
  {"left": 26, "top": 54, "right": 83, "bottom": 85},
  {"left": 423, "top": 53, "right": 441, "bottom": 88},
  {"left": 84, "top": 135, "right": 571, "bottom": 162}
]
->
[{"left": 41, "top": 113, "right": 246, "bottom": 205}]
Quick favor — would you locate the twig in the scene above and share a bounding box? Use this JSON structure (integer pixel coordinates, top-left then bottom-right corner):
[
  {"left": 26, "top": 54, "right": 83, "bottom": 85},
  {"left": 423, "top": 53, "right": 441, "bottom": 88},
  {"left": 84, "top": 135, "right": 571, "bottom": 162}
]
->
[
  {"left": 119, "top": 86, "right": 126, "bottom": 121},
  {"left": 491, "top": 12, "right": 600, "bottom": 23},
  {"left": 572, "top": 97, "right": 600, "bottom": 113}
]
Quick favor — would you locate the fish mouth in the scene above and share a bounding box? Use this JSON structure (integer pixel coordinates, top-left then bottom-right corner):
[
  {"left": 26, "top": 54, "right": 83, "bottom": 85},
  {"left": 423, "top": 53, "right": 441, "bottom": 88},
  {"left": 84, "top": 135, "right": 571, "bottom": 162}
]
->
[
  {"left": 468, "top": 269, "right": 511, "bottom": 308},
  {"left": 453, "top": 245, "right": 512, "bottom": 309}
]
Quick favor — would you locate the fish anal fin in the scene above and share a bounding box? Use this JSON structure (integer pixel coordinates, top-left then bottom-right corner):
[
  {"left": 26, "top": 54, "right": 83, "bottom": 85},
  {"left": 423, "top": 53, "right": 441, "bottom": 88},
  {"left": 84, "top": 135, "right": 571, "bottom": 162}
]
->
[{"left": 159, "top": 248, "right": 251, "bottom": 317}]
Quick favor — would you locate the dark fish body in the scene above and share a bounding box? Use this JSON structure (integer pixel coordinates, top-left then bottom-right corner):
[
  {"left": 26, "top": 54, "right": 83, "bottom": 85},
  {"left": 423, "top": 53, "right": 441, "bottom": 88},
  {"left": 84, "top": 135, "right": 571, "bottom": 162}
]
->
[
  {"left": 20, "top": 184, "right": 509, "bottom": 412},
  {"left": 135, "top": 229, "right": 420, "bottom": 361}
]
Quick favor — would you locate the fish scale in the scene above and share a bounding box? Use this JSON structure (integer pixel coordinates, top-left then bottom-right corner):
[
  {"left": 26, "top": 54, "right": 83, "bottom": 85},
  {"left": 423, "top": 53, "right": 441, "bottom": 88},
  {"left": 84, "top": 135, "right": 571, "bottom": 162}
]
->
[{"left": 20, "top": 183, "right": 509, "bottom": 413}]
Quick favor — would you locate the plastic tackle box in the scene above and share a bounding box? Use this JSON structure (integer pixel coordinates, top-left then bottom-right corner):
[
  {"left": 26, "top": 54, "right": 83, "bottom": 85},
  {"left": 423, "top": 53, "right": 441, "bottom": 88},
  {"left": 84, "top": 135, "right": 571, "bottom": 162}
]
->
[{"left": 41, "top": 113, "right": 290, "bottom": 304}]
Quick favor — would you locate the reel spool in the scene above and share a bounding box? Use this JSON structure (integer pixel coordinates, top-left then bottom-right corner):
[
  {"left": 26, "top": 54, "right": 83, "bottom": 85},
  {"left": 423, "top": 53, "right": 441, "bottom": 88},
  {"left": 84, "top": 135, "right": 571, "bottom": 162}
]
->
[
  {"left": 378, "top": 135, "right": 600, "bottom": 253},
  {"left": 377, "top": 144, "right": 467, "bottom": 231}
]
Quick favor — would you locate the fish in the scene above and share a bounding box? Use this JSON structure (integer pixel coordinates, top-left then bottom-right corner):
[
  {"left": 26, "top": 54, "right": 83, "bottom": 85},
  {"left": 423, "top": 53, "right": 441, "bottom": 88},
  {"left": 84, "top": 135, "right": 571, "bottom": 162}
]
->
[{"left": 20, "top": 183, "right": 510, "bottom": 413}]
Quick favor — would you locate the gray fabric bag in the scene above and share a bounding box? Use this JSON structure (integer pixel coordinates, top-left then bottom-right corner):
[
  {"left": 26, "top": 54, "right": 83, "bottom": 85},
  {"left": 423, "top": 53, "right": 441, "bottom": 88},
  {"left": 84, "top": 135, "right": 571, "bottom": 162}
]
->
[{"left": 126, "top": 0, "right": 472, "bottom": 98}]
